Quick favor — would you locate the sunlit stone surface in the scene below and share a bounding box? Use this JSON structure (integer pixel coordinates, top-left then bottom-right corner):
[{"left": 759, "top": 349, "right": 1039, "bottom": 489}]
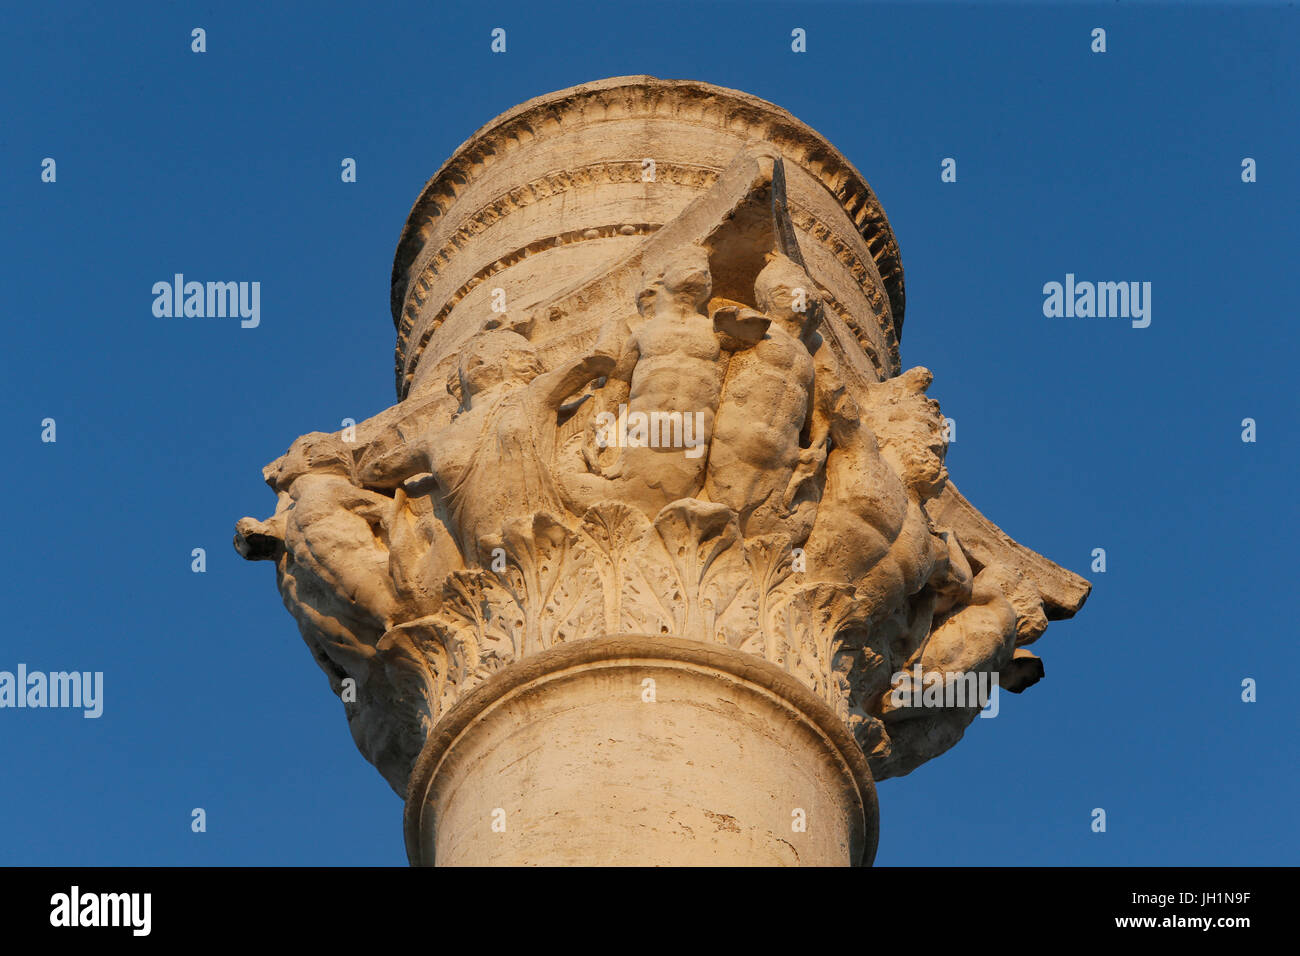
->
[{"left": 236, "top": 77, "right": 1089, "bottom": 866}]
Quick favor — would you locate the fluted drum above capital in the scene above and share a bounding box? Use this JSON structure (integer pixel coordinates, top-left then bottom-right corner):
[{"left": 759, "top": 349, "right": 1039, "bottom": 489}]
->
[{"left": 389, "top": 76, "right": 906, "bottom": 400}]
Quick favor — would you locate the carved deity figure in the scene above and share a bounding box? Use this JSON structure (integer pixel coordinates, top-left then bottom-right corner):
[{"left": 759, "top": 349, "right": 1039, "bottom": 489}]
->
[
  {"left": 583, "top": 244, "right": 725, "bottom": 513},
  {"left": 705, "top": 252, "right": 830, "bottom": 544},
  {"left": 359, "top": 330, "right": 615, "bottom": 564},
  {"left": 235, "top": 432, "right": 399, "bottom": 701},
  {"left": 804, "top": 375, "right": 950, "bottom": 618}
]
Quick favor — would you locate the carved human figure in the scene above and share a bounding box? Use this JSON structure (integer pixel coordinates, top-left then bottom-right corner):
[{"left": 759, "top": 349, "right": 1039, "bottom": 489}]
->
[
  {"left": 236, "top": 432, "right": 401, "bottom": 685},
  {"left": 577, "top": 245, "right": 726, "bottom": 518},
  {"left": 359, "top": 329, "right": 614, "bottom": 564},
  {"left": 803, "top": 390, "right": 944, "bottom": 623},
  {"left": 704, "top": 252, "right": 831, "bottom": 542}
]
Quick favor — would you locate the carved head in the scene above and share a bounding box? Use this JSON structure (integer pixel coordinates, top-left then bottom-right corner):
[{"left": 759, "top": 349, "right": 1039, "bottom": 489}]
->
[
  {"left": 826, "top": 390, "right": 863, "bottom": 446},
  {"left": 274, "top": 432, "right": 353, "bottom": 490},
  {"left": 457, "top": 330, "right": 543, "bottom": 401},
  {"left": 755, "top": 253, "right": 820, "bottom": 337},
  {"left": 637, "top": 245, "right": 712, "bottom": 318}
]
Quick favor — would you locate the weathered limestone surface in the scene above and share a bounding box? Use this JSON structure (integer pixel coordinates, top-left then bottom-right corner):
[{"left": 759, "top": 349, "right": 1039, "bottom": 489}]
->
[{"left": 236, "top": 76, "right": 1089, "bottom": 866}]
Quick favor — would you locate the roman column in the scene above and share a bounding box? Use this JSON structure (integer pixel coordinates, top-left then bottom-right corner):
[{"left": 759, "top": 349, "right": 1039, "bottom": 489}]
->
[{"left": 236, "top": 76, "right": 1089, "bottom": 866}]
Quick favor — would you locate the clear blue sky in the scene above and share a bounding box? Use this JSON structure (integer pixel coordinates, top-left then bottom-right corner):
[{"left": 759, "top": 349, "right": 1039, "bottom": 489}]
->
[{"left": 2, "top": 1, "right": 1295, "bottom": 866}]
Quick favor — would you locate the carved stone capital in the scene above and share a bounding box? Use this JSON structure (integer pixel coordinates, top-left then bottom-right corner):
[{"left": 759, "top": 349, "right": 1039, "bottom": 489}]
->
[{"left": 237, "top": 76, "right": 1089, "bottom": 865}]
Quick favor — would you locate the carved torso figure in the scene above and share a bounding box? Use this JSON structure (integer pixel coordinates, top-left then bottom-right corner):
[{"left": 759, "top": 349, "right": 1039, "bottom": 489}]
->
[
  {"left": 596, "top": 246, "right": 726, "bottom": 515},
  {"left": 706, "top": 253, "right": 825, "bottom": 542}
]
